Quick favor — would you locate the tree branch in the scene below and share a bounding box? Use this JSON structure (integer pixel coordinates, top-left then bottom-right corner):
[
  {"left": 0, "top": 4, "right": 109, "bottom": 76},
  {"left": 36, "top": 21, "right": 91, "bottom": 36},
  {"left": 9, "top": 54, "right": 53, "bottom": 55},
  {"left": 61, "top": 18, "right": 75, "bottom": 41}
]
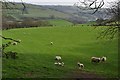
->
[{"left": 0, "top": 35, "right": 20, "bottom": 43}]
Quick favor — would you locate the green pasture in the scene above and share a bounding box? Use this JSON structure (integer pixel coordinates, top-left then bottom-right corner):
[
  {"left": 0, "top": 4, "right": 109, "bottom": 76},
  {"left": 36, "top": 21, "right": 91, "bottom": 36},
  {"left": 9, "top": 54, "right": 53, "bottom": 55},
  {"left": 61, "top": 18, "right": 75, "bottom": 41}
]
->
[
  {"left": 2, "top": 26, "right": 118, "bottom": 78},
  {"left": 48, "top": 19, "right": 73, "bottom": 26}
]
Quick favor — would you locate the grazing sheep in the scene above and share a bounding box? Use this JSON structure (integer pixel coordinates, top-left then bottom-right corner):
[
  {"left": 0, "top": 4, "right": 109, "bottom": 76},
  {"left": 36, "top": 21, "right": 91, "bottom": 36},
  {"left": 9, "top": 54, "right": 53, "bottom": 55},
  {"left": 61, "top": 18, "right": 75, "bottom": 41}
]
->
[
  {"left": 77, "top": 62, "right": 84, "bottom": 69},
  {"left": 12, "top": 42, "right": 17, "bottom": 45},
  {"left": 58, "top": 62, "right": 64, "bottom": 66},
  {"left": 54, "top": 62, "right": 59, "bottom": 65},
  {"left": 54, "top": 55, "right": 64, "bottom": 67},
  {"left": 101, "top": 56, "right": 107, "bottom": 62},
  {"left": 50, "top": 42, "right": 53, "bottom": 45},
  {"left": 54, "top": 62, "right": 64, "bottom": 66},
  {"left": 55, "top": 56, "right": 61, "bottom": 61},
  {"left": 18, "top": 39, "right": 21, "bottom": 43},
  {"left": 91, "top": 57, "right": 101, "bottom": 63}
]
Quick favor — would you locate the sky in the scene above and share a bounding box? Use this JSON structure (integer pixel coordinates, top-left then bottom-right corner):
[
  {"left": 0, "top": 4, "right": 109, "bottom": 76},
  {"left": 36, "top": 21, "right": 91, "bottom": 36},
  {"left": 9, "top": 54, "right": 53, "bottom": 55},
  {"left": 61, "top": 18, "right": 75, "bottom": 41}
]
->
[{"left": 7, "top": 0, "right": 117, "bottom": 8}]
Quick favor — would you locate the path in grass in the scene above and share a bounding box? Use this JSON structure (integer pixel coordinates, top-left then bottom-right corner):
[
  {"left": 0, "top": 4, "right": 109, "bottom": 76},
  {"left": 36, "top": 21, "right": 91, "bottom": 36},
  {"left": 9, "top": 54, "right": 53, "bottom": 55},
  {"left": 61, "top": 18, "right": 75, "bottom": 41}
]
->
[{"left": 65, "top": 70, "right": 102, "bottom": 78}]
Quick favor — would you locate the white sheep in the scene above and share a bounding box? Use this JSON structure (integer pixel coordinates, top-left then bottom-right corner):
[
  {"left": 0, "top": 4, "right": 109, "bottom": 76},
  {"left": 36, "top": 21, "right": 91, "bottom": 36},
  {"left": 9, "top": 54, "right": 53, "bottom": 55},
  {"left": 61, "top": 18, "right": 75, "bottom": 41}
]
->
[
  {"left": 12, "top": 42, "right": 17, "bottom": 45},
  {"left": 50, "top": 42, "right": 53, "bottom": 45},
  {"left": 101, "top": 56, "right": 107, "bottom": 62},
  {"left": 54, "top": 62, "right": 59, "bottom": 65},
  {"left": 77, "top": 62, "right": 84, "bottom": 69},
  {"left": 54, "top": 62, "right": 64, "bottom": 66},
  {"left": 18, "top": 39, "right": 21, "bottom": 43},
  {"left": 59, "top": 62, "right": 64, "bottom": 66},
  {"left": 55, "top": 55, "right": 61, "bottom": 61},
  {"left": 91, "top": 57, "right": 101, "bottom": 63}
]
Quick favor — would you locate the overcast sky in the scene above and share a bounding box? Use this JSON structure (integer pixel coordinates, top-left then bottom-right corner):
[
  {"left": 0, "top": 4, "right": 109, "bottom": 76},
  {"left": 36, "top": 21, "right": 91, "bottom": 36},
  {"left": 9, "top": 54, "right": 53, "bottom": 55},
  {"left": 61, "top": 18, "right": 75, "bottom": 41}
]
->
[{"left": 7, "top": 0, "right": 117, "bottom": 7}]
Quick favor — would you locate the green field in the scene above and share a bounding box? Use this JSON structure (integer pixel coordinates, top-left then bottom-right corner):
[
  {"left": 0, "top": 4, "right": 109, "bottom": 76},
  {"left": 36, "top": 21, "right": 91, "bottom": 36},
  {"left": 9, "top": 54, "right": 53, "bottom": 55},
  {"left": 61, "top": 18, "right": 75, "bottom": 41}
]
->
[
  {"left": 48, "top": 19, "right": 73, "bottom": 26},
  {"left": 2, "top": 26, "right": 118, "bottom": 78}
]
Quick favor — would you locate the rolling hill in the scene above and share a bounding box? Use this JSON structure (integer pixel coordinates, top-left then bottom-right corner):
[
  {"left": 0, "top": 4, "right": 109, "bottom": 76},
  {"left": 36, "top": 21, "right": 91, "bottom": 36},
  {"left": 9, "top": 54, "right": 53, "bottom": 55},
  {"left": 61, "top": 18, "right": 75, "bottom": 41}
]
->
[
  {"left": 2, "top": 2, "right": 110, "bottom": 23},
  {"left": 2, "top": 26, "right": 118, "bottom": 78}
]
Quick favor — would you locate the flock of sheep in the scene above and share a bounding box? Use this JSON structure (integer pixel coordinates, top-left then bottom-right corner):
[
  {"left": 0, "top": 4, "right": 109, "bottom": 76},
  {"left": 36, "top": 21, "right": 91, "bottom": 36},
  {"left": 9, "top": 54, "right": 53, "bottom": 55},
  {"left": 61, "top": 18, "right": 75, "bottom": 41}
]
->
[
  {"left": 78, "top": 56, "right": 106, "bottom": 69},
  {"left": 54, "top": 56, "right": 64, "bottom": 66},
  {"left": 51, "top": 42, "right": 107, "bottom": 69},
  {"left": 13, "top": 41, "right": 107, "bottom": 69},
  {"left": 12, "top": 41, "right": 107, "bottom": 69},
  {"left": 5, "top": 40, "right": 107, "bottom": 70},
  {"left": 91, "top": 56, "right": 107, "bottom": 63},
  {"left": 54, "top": 55, "right": 107, "bottom": 69}
]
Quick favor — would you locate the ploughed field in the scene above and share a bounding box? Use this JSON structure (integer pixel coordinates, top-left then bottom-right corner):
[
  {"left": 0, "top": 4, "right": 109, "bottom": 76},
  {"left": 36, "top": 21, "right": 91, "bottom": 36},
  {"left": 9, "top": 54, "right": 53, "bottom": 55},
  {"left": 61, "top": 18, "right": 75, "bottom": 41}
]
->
[{"left": 2, "top": 26, "right": 118, "bottom": 78}]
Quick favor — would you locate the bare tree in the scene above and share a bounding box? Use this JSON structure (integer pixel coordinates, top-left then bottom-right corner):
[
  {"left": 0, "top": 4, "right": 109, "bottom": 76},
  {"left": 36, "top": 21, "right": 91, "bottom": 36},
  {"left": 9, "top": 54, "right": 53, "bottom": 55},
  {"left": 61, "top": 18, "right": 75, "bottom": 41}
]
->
[
  {"left": 96, "top": 0, "right": 120, "bottom": 39},
  {"left": 74, "top": 0, "right": 104, "bottom": 14},
  {"left": 74, "top": 0, "right": 119, "bottom": 39},
  {"left": 107, "top": 1, "right": 120, "bottom": 26},
  {"left": 2, "top": 0, "right": 26, "bottom": 13},
  {"left": 1, "top": 0, "right": 24, "bottom": 59},
  {"left": 0, "top": 35, "right": 20, "bottom": 59}
]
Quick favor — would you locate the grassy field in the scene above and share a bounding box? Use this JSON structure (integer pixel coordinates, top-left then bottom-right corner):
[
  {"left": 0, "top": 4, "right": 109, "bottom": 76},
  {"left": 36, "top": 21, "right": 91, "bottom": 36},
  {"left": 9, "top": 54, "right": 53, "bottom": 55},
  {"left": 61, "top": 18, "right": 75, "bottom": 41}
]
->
[
  {"left": 48, "top": 19, "right": 73, "bottom": 27},
  {"left": 2, "top": 26, "right": 118, "bottom": 78}
]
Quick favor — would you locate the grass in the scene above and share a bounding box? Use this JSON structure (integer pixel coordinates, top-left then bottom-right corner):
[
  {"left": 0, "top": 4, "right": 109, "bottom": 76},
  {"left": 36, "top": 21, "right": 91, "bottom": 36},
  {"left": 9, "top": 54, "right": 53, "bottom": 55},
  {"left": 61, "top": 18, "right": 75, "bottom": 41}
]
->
[
  {"left": 48, "top": 19, "right": 73, "bottom": 27},
  {"left": 2, "top": 26, "right": 118, "bottom": 78}
]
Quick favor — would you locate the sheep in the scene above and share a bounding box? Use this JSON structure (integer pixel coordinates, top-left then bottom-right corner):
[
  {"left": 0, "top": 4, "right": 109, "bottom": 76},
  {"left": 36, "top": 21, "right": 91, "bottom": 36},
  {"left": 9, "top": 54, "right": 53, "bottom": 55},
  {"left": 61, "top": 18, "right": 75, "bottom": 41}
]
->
[
  {"left": 12, "top": 42, "right": 17, "bottom": 45},
  {"left": 101, "top": 56, "right": 107, "bottom": 62},
  {"left": 50, "top": 42, "right": 53, "bottom": 45},
  {"left": 54, "top": 62, "right": 64, "bottom": 66},
  {"left": 91, "top": 57, "right": 101, "bottom": 63},
  {"left": 77, "top": 62, "right": 84, "bottom": 69},
  {"left": 54, "top": 62, "right": 59, "bottom": 65},
  {"left": 55, "top": 55, "right": 61, "bottom": 61},
  {"left": 59, "top": 62, "right": 64, "bottom": 66},
  {"left": 54, "top": 55, "right": 64, "bottom": 67},
  {"left": 17, "top": 39, "right": 21, "bottom": 43}
]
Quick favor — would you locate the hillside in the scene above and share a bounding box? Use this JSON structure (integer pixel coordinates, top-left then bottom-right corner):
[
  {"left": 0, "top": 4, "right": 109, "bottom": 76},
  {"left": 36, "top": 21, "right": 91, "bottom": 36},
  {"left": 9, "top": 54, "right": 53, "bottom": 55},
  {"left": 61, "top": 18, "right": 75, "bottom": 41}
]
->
[
  {"left": 43, "top": 6, "right": 109, "bottom": 21},
  {"left": 2, "top": 26, "right": 118, "bottom": 78},
  {"left": 2, "top": 2, "right": 110, "bottom": 23}
]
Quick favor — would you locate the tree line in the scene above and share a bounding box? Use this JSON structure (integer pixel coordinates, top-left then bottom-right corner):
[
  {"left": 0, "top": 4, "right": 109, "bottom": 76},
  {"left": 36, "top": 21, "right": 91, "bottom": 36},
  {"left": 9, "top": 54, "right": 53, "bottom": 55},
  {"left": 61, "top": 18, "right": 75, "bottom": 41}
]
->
[{"left": 2, "top": 19, "right": 53, "bottom": 30}]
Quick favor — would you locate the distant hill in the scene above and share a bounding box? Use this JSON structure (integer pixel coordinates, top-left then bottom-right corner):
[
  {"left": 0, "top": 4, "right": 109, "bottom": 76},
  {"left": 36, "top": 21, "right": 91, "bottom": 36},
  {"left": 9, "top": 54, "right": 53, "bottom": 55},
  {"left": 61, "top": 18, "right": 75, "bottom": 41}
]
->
[
  {"left": 2, "top": 2, "right": 110, "bottom": 23},
  {"left": 43, "top": 6, "right": 111, "bottom": 21}
]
